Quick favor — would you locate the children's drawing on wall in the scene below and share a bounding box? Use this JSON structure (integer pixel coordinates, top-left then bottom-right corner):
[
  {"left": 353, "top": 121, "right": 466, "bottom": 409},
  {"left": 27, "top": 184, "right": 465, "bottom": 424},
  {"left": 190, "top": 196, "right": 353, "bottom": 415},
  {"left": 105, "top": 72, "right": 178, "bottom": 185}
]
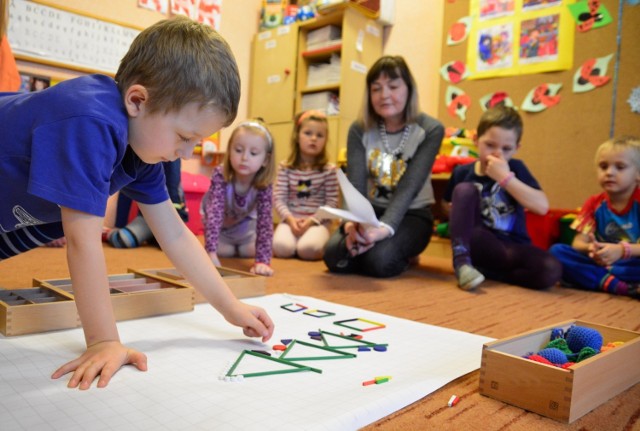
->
[
  {"left": 568, "top": 0, "right": 612, "bottom": 33},
  {"left": 476, "top": 23, "right": 513, "bottom": 71},
  {"left": 523, "top": 0, "right": 562, "bottom": 11},
  {"left": 138, "top": 0, "right": 169, "bottom": 14},
  {"left": 519, "top": 14, "right": 559, "bottom": 64},
  {"left": 468, "top": 0, "right": 573, "bottom": 78},
  {"left": 479, "top": 0, "right": 515, "bottom": 20}
]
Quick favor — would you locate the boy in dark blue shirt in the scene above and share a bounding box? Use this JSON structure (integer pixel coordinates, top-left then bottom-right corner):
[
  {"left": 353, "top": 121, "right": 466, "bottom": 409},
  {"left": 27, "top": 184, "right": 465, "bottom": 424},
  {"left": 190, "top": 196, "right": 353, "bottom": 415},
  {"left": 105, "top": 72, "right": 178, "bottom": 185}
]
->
[{"left": 0, "top": 17, "right": 274, "bottom": 389}]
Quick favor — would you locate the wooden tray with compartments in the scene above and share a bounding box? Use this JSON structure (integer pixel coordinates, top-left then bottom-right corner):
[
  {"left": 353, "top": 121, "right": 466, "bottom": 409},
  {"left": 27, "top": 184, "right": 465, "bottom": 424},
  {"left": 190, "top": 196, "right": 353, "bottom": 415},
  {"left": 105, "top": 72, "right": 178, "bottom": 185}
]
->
[
  {"left": 128, "top": 267, "right": 266, "bottom": 304},
  {"left": 34, "top": 273, "right": 194, "bottom": 325},
  {"left": 0, "top": 286, "right": 79, "bottom": 336}
]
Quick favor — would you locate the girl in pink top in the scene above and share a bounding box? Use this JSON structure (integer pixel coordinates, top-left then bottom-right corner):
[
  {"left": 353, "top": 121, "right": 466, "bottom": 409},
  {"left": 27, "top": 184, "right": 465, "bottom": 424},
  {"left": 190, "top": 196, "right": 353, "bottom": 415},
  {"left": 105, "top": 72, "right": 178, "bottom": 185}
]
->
[{"left": 273, "top": 111, "right": 339, "bottom": 260}]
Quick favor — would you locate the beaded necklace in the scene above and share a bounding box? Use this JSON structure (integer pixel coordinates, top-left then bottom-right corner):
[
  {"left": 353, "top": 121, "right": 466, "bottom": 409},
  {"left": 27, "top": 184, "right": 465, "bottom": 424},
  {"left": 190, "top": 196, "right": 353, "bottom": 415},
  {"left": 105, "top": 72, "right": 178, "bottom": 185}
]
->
[{"left": 379, "top": 121, "right": 412, "bottom": 156}]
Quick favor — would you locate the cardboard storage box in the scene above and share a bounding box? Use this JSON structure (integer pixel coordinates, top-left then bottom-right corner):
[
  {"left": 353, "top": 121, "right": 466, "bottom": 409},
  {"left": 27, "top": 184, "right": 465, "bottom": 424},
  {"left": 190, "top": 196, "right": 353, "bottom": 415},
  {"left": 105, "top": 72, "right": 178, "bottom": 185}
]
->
[
  {"left": 129, "top": 267, "right": 266, "bottom": 304},
  {"left": 479, "top": 320, "right": 640, "bottom": 423},
  {"left": 35, "top": 273, "right": 194, "bottom": 323},
  {"left": 0, "top": 286, "right": 79, "bottom": 336}
]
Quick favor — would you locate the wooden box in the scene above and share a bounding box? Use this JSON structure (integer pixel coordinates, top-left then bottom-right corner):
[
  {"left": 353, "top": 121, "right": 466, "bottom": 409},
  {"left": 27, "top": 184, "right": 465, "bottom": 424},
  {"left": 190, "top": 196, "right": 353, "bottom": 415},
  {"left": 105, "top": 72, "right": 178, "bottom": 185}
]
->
[
  {"left": 479, "top": 320, "right": 640, "bottom": 423},
  {"left": 35, "top": 273, "right": 194, "bottom": 323},
  {"left": 0, "top": 286, "right": 79, "bottom": 336},
  {"left": 129, "top": 267, "right": 266, "bottom": 304}
]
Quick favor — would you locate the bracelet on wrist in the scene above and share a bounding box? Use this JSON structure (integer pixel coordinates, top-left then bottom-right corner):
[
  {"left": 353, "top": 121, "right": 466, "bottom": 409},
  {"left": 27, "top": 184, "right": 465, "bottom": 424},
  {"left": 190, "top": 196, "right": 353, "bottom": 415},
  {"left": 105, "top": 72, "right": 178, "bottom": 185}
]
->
[
  {"left": 498, "top": 172, "right": 515, "bottom": 188},
  {"left": 620, "top": 241, "right": 632, "bottom": 259}
]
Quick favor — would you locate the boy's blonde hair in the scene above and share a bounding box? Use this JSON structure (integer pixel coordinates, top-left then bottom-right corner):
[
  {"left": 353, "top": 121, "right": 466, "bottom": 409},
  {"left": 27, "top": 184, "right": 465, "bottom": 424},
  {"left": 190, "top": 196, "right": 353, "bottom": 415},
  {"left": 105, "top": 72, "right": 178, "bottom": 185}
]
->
[
  {"left": 595, "top": 135, "right": 640, "bottom": 171},
  {"left": 286, "top": 110, "right": 330, "bottom": 170},
  {"left": 223, "top": 119, "right": 276, "bottom": 190},
  {"left": 115, "top": 16, "right": 239, "bottom": 126},
  {"left": 360, "top": 55, "right": 420, "bottom": 130},
  {"left": 477, "top": 106, "right": 523, "bottom": 144}
]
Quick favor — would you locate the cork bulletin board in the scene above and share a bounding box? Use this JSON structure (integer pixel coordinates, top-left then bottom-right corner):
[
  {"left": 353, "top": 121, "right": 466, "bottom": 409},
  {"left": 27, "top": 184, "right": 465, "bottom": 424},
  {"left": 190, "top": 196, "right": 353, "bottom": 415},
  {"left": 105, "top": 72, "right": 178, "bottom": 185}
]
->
[
  {"left": 7, "top": 0, "right": 141, "bottom": 75},
  {"left": 437, "top": 0, "right": 640, "bottom": 209}
]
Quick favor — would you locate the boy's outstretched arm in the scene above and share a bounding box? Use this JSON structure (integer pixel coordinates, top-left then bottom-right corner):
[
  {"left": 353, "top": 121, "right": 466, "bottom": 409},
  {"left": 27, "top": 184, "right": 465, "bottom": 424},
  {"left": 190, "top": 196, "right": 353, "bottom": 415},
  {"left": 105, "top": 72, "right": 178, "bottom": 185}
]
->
[
  {"left": 51, "top": 207, "right": 148, "bottom": 389},
  {"left": 139, "top": 200, "right": 274, "bottom": 341}
]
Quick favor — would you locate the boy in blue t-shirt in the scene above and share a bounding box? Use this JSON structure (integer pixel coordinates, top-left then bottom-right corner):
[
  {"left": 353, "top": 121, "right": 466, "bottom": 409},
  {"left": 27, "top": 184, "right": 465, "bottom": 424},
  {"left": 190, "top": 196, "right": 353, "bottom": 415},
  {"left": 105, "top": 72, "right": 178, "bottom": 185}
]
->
[
  {"left": 550, "top": 136, "right": 640, "bottom": 298},
  {"left": 0, "top": 17, "right": 274, "bottom": 389}
]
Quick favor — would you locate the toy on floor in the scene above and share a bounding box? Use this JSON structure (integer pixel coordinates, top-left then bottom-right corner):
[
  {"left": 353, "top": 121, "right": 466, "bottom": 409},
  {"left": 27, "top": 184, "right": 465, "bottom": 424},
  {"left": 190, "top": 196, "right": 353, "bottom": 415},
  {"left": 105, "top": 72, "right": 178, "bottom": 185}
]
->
[{"left": 524, "top": 325, "right": 619, "bottom": 368}]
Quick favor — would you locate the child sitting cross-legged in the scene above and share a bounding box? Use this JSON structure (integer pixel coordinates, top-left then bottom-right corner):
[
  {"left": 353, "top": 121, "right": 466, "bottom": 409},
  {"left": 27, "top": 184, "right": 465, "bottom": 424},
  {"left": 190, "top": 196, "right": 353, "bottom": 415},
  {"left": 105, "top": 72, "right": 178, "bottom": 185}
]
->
[{"left": 550, "top": 136, "right": 640, "bottom": 299}]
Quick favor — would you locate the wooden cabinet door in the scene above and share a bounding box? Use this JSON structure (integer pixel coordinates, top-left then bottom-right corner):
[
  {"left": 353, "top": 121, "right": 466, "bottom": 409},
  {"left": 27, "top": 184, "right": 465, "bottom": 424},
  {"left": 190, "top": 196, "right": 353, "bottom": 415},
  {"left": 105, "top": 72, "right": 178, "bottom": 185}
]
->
[{"left": 249, "top": 25, "right": 298, "bottom": 124}]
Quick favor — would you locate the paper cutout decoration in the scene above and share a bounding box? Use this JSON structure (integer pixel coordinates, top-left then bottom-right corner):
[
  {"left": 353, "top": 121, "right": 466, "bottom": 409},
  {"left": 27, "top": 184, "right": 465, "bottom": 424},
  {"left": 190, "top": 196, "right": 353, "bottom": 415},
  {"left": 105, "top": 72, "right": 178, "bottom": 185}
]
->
[
  {"left": 568, "top": 0, "right": 612, "bottom": 32},
  {"left": 628, "top": 87, "right": 640, "bottom": 114},
  {"left": 447, "top": 16, "right": 472, "bottom": 45},
  {"left": 479, "top": 92, "right": 514, "bottom": 111},
  {"left": 521, "top": 83, "right": 562, "bottom": 112},
  {"left": 573, "top": 54, "right": 614, "bottom": 93},
  {"left": 446, "top": 85, "right": 471, "bottom": 121},
  {"left": 440, "top": 61, "right": 469, "bottom": 83}
]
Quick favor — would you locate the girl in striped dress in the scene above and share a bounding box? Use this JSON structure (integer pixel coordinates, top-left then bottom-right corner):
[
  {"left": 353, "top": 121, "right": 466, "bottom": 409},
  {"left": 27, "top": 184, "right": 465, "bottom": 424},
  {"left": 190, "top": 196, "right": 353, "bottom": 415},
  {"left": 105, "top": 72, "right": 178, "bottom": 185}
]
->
[{"left": 273, "top": 111, "right": 339, "bottom": 260}]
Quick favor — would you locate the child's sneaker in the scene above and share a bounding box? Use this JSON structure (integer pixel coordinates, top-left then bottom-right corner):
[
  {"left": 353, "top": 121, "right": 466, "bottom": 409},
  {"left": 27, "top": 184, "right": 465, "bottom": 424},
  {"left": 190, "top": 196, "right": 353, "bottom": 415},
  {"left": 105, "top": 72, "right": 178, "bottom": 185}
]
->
[{"left": 455, "top": 264, "right": 485, "bottom": 291}]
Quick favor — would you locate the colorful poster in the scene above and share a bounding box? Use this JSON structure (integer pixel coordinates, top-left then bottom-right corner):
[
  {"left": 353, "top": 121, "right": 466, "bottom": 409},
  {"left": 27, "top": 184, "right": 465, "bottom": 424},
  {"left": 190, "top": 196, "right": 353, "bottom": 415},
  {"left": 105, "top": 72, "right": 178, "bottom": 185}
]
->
[
  {"left": 519, "top": 14, "right": 559, "bottom": 64},
  {"left": 476, "top": 23, "right": 513, "bottom": 72},
  {"left": 478, "top": 0, "right": 515, "bottom": 20},
  {"left": 467, "top": 0, "right": 574, "bottom": 79}
]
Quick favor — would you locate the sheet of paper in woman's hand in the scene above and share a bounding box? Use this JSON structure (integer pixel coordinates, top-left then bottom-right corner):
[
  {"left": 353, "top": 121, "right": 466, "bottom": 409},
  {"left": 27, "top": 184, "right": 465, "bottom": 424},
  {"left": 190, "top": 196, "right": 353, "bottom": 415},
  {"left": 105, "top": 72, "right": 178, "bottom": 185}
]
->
[{"left": 314, "top": 169, "right": 380, "bottom": 227}]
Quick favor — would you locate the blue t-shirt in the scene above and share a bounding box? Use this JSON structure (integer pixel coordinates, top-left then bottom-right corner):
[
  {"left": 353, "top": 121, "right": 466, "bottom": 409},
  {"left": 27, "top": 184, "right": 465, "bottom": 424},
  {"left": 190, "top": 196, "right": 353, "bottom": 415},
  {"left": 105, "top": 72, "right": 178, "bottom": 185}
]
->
[
  {"left": 0, "top": 74, "right": 168, "bottom": 233},
  {"left": 444, "top": 159, "right": 541, "bottom": 244}
]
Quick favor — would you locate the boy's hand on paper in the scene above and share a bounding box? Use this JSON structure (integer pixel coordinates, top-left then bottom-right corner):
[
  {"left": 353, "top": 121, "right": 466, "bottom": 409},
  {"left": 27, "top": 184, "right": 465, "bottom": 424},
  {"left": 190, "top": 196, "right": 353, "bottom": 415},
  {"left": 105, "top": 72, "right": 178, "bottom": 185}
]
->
[
  {"left": 223, "top": 302, "right": 274, "bottom": 342},
  {"left": 251, "top": 262, "right": 274, "bottom": 277},
  {"left": 51, "top": 340, "right": 147, "bottom": 390},
  {"left": 485, "top": 154, "right": 510, "bottom": 182}
]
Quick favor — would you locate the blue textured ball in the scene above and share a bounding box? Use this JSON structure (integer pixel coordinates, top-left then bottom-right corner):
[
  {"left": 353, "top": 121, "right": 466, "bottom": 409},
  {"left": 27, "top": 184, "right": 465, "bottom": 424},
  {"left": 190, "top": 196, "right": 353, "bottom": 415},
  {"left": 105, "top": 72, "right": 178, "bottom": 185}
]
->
[
  {"left": 565, "top": 325, "right": 603, "bottom": 353},
  {"left": 537, "top": 347, "right": 569, "bottom": 365}
]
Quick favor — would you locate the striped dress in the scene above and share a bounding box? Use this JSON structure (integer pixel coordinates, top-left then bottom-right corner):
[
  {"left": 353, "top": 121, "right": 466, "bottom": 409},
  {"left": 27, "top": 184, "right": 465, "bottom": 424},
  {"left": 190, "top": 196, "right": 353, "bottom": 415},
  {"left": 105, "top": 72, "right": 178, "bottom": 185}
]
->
[{"left": 273, "top": 163, "right": 339, "bottom": 222}]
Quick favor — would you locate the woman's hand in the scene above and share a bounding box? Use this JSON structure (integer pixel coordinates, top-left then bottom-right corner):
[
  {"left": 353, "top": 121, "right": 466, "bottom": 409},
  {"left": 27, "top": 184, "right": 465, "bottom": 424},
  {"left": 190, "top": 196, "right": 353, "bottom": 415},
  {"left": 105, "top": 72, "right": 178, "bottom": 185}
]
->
[
  {"left": 51, "top": 341, "right": 147, "bottom": 390},
  {"left": 344, "top": 222, "right": 389, "bottom": 256}
]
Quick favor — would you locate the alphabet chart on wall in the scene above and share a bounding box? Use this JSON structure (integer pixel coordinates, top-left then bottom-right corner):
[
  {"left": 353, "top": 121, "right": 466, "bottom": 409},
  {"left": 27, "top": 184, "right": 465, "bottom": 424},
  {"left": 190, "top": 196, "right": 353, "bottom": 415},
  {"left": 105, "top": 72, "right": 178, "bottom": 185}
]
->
[
  {"left": 8, "top": 0, "right": 140, "bottom": 74},
  {"left": 0, "top": 294, "right": 493, "bottom": 430}
]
